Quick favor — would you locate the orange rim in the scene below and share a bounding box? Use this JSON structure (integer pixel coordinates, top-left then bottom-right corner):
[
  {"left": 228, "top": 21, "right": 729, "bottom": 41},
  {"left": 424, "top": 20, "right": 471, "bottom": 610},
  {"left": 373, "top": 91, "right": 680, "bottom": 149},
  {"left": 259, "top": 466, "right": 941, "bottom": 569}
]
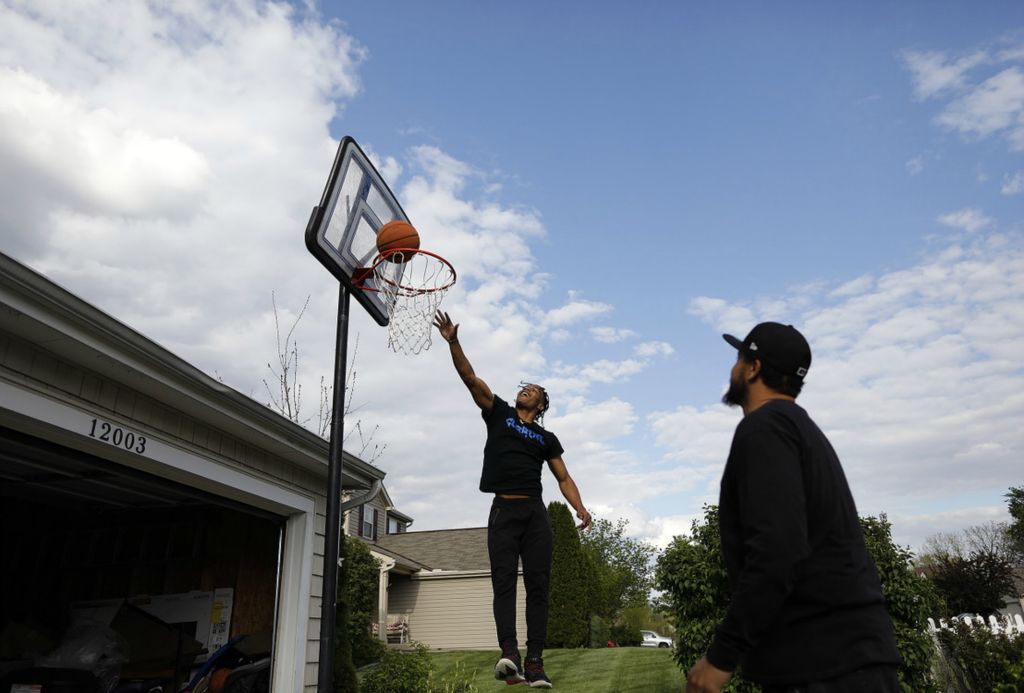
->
[{"left": 353, "top": 248, "right": 457, "bottom": 295}]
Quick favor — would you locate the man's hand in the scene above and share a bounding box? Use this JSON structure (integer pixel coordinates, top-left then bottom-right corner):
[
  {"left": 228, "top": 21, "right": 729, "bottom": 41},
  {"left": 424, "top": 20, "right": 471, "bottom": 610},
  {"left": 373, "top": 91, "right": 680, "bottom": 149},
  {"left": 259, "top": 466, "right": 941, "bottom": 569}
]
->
[
  {"left": 686, "top": 656, "right": 732, "bottom": 693},
  {"left": 576, "top": 507, "right": 593, "bottom": 530},
  {"left": 433, "top": 310, "right": 458, "bottom": 344}
]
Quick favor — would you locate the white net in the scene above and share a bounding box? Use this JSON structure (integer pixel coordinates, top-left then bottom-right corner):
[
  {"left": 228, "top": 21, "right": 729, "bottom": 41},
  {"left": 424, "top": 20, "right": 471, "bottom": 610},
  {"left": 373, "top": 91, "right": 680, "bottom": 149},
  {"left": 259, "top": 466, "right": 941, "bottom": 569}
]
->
[{"left": 371, "top": 249, "right": 456, "bottom": 355}]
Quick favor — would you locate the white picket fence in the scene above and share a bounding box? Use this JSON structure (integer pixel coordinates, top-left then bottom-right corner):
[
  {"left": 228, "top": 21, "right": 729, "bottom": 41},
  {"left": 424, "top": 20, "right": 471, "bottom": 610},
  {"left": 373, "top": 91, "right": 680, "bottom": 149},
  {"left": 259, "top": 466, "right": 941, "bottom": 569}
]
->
[{"left": 927, "top": 612, "right": 1024, "bottom": 636}]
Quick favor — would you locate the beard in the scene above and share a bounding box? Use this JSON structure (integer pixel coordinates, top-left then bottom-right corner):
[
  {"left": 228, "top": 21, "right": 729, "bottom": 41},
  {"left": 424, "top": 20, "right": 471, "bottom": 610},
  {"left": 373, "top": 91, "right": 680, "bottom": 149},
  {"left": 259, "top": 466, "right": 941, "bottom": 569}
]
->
[{"left": 721, "top": 374, "right": 748, "bottom": 408}]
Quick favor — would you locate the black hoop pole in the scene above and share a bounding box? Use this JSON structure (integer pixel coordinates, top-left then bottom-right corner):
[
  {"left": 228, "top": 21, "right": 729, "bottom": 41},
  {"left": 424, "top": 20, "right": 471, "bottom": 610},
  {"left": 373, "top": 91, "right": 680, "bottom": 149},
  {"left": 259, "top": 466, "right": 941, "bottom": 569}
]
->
[{"left": 317, "top": 284, "right": 350, "bottom": 693}]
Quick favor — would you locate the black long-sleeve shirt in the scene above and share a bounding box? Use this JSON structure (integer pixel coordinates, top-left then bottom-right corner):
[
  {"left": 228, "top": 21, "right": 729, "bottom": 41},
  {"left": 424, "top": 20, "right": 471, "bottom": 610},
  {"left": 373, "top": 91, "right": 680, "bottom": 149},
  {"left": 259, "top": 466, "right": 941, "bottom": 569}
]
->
[{"left": 706, "top": 400, "right": 900, "bottom": 684}]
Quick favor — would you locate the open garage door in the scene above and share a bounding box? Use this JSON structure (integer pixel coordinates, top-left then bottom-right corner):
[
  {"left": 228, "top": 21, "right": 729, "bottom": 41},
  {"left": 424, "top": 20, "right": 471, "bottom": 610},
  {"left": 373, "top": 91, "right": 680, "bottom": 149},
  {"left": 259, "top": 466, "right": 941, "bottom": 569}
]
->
[{"left": 0, "top": 425, "right": 285, "bottom": 692}]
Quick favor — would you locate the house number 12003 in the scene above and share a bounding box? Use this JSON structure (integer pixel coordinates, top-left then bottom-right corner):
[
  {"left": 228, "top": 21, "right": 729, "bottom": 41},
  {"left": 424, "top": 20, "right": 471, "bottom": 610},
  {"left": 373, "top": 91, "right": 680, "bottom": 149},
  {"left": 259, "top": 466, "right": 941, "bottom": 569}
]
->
[{"left": 88, "top": 418, "right": 147, "bottom": 453}]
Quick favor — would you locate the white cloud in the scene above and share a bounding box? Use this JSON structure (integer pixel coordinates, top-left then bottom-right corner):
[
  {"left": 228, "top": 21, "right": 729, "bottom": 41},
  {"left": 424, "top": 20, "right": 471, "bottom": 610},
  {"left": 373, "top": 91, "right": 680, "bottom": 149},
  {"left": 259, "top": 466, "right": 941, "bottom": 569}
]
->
[
  {"left": 591, "top": 326, "right": 638, "bottom": 343},
  {"left": 905, "top": 156, "right": 924, "bottom": 176},
  {"left": 633, "top": 341, "right": 674, "bottom": 358},
  {"left": 902, "top": 42, "right": 1024, "bottom": 151},
  {"left": 1002, "top": 170, "right": 1024, "bottom": 195},
  {"left": 936, "top": 67, "right": 1024, "bottom": 148},
  {"left": 679, "top": 231, "right": 1024, "bottom": 548},
  {"left": 901, "top": 49, "right": 988, "bottom": 100},
  {"left": 543, "top": 291, "right": 613, "bottom": 328},
  {"left": 937, "top": 207, "right": 992, "bottom": 233}
]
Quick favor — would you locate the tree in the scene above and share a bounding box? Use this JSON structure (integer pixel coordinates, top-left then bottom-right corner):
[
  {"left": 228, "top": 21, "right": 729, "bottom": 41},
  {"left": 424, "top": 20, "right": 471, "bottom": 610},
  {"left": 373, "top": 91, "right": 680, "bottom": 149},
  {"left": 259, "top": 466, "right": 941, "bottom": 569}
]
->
[
  {"left": 547, "top": 501, "right": 591, "bottom": 648},
  {"left": 1006, "top": 486, "right": 1024, "bottom": 559},
  {"left": 263, "top": 292, "right": 386, "bottom": 461},
  {"left": 919, "top": 520, "right": 1017, "bottom": 617},
  {"left": 578, "top": 516, "right": 656, "bottom": 621},
  {"left": 655, "top": 506, "right": 939, "bottom": 692},
  {"left": 930, "top": 552, "right": 1016, "bottom": 617}
]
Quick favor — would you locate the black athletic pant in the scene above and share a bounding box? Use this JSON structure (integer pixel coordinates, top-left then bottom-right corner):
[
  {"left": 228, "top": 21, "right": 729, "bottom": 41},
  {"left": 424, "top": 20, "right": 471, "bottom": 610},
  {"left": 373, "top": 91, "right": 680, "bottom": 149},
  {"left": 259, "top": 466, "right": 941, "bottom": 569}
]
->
[
  {"left": 760, "top": 664, "right": 900, "bottom": 693},
  {"left": 487, "top": 496, "right": 552, "bottom": 656}
]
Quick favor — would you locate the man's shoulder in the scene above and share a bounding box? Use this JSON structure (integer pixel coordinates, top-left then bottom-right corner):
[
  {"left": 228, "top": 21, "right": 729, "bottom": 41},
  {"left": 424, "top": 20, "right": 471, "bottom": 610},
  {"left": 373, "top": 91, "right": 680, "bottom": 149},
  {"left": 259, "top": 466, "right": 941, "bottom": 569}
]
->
[
  {"left": 484, "top": 394, "right": 511, "bottom": 421},
  {"left": 735, "top": 400, "right": 806, "bottom": 438}
]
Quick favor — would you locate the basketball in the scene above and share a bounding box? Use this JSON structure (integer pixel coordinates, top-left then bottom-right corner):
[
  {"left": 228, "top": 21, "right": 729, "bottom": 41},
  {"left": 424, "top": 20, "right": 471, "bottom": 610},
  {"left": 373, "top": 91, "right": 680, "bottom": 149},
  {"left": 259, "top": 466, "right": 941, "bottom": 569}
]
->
[{"left": 376, "top": 220, "right": 420, "bottom": 262}]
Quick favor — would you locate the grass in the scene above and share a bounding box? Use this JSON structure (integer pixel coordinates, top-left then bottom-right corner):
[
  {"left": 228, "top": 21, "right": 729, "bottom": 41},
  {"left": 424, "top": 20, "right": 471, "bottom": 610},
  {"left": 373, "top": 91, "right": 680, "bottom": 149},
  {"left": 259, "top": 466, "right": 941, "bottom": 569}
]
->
[{"left": 427, "top": 647, "right": 685, "bottom": 693}]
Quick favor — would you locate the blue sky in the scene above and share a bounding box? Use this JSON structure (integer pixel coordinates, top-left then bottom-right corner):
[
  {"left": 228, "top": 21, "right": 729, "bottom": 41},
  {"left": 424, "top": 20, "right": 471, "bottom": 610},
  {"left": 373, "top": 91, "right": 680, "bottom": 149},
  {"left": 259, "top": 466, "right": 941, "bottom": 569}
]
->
[
  {"left": 335, "top": 0, "right": 1024, "bottom": 403},
  {"left": 1, "top": 1, "right": 1022, "bottom": 552}
]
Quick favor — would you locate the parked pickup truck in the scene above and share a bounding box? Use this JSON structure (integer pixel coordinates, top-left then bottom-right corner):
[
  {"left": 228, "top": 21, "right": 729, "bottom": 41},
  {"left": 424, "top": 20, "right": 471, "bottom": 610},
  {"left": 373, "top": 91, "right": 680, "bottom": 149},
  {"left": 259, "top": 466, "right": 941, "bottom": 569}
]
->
[{"left": 640, "top": 630, "right": 673, "bottom": 648}]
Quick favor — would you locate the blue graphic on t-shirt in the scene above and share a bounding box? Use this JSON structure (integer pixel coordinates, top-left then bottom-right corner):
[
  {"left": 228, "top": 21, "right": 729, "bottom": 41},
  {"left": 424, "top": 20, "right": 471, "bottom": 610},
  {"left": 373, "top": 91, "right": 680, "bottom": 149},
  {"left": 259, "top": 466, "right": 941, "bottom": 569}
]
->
[{"left": 505, "top": 417, "right": 545, "bottom": 445}]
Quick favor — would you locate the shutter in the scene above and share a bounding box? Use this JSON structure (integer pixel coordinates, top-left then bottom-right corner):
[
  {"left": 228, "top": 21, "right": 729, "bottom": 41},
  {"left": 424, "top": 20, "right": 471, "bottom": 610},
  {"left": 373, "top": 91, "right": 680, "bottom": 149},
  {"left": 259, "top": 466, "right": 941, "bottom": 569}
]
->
[
  {"left": 358, "top": 504, "right": 365, "bottom": 537},
  {"left": 373, "top": 509, "right": 380, "bottom": 541}
]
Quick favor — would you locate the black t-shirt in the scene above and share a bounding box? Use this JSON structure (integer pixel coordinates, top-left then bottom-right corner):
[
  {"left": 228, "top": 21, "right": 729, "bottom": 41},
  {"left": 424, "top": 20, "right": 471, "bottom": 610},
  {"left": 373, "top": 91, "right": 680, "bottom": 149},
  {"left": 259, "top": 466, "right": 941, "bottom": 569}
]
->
[
  {"left": 479, "top": 395, "right": 563, "bottom": 496},
  {"left": 706, "top": 400, "right": 901, "bottom": 684}
]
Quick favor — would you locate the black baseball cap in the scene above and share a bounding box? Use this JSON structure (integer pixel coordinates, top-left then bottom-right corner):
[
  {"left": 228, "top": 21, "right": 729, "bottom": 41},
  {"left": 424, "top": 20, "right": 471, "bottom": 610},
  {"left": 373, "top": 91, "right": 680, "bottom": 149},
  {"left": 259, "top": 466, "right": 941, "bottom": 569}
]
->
[{"left": 723, "top": 322, "right": 812, "bottom": 380}]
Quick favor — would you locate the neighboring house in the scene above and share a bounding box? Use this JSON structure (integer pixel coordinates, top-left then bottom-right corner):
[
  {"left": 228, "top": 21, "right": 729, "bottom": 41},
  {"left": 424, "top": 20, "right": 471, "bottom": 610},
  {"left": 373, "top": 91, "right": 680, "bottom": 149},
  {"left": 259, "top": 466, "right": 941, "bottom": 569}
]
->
[
  {"left": 0, "top": 252, "right": 411, "bottom": 691},
  {"left": 374, "top": 527, "right": 530, "bottom": 650}
]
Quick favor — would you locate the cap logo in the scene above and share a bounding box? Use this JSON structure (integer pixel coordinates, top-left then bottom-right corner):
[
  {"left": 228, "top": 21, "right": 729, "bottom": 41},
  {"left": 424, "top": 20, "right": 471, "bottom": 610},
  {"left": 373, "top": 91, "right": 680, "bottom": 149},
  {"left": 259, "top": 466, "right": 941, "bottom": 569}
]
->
[
  {"left": 796, "top": 367, "right": 808, "bottom": 377},
  {"left": 749, "top": 342, "right": 758, "bottom": 351}
]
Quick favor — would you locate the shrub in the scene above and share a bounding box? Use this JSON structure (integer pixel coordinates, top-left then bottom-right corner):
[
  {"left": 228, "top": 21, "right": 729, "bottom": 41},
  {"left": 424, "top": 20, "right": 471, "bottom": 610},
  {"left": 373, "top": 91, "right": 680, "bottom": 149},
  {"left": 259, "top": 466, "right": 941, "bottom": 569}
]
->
[
  {"left": 589, "top": 614, "right": 611, "bottom": 648},
  {"left": 609, "top": 622, "right": 642, "bottom": 647},
  {"left": 860, "top": 515, "right": 941, "bottom": 692},
  {"left": 547, "top": 501, "right": 591, "bottom": 647},
  {"left": 934, "top": 622, "right": 1024, "bottom": 692},
  {"left": 361, "top": 642, "right": 431, "bottom": 693},
  {"left": 343, "top": 536, "right": 387, "bottom": 667},
  {"left": 655, "top": 507, "right": 939, "bottom": 692},
  {"left": 612, "top": 606, "right": 647, "bottom": 646},
  {"left": 655, "top": 505, "right": 759, "bottom": 692}
]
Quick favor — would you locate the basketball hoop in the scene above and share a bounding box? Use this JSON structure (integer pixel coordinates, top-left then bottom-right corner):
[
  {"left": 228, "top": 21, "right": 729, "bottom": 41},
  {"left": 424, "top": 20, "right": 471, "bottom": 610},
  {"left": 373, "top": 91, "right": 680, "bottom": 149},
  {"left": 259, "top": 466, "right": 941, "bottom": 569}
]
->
[{"left": 354, "top": 248, "right": 456, "bottom": 354}]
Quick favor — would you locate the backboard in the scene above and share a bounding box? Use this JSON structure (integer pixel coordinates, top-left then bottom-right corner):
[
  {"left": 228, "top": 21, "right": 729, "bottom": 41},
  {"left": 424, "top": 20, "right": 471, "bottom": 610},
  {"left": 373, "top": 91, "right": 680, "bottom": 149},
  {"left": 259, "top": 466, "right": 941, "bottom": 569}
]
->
[{"left": 305, "top": 136, "right": 408, "bottom": 325}]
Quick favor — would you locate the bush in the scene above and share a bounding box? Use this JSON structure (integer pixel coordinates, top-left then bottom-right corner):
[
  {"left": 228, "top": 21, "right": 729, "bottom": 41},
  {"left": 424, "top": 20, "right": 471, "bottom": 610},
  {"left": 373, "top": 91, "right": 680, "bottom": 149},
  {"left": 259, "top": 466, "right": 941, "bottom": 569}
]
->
[
  {"left": 612, "top": 606, "right": 647, "bottom": 646},
  {"left": 655, "top": 505, "right": 759, "bottom": 692},
  {"left": 860, "top": 515, "right": 941, "bottom": 692},
  {"left": 655, "top": 507, "right": 939, "bottom": 692},
  {"left": 609, "top": 622, "right": 642, "bottom": 647},
  {"left": 934, "top": 622, "right": 1024, "bottom": 692},
  {"left": 343, "top": 536, "right": 387, "bottom": 667},
  {"left": 361, "top": 643, "right": 431, "bottom": 693},
  {"left": 589, "top": 614, "right": 611, "bottom": 648},
  {"left": 547, "top": 501, "right": 591, "bottom": 648}
]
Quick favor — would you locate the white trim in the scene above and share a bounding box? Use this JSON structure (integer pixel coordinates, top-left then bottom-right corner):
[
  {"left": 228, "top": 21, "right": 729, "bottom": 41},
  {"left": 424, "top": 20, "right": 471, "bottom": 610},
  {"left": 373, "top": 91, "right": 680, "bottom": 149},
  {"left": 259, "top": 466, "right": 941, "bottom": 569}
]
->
[
  {"left": 411, "top": 570, "right": 501, "bottom": 580},
  {"left": 0, "top": 378, "right": 316, "bottom": 690}
]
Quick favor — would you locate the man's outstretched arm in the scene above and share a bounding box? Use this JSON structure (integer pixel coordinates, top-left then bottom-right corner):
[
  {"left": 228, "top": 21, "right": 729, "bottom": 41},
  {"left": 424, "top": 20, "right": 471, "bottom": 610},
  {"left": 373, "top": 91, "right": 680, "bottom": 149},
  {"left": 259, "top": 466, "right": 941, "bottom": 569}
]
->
[
  {"left": 547, "top": 456, "right": 592, "bottom": 529},
  {"left": 433, "top": 311, "right": 494, "bottom": 413}
]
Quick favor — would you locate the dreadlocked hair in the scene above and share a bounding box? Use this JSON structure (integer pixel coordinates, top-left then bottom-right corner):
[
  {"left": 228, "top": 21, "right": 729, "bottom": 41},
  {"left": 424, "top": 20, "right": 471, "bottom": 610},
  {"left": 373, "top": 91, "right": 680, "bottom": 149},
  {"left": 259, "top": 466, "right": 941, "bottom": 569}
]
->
[{"left": 537, "top": 387, "right": 550, "bottom": 425}]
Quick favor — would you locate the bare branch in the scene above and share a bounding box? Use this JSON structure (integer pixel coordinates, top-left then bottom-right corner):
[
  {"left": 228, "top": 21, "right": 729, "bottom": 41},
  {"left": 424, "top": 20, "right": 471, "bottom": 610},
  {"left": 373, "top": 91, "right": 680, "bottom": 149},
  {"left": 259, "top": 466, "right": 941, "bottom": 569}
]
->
[{"left": 264, "top": 293, "right": 386, "bottom": 464}]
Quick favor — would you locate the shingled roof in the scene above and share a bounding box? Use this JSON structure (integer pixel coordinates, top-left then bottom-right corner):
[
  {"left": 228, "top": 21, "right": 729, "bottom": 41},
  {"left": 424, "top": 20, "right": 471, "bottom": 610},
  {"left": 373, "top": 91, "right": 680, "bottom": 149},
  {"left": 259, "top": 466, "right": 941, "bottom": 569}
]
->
[{"left": 376, "top": 527, "right": 490, "bottom": 571}]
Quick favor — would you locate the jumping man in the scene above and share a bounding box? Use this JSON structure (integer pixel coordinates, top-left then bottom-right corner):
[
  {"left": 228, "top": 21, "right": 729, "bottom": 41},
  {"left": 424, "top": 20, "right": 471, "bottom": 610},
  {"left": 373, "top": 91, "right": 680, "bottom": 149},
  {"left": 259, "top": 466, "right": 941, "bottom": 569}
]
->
[{"left": 434, "top": 311, "right": 592, "bottom": 689}]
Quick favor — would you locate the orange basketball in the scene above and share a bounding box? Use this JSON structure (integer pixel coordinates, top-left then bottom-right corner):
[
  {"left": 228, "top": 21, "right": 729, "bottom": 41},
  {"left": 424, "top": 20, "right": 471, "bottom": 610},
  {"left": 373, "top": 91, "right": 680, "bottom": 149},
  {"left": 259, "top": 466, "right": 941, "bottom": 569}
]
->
[{"left": 376, "top": 220, "right": 420, "bottom": 262}]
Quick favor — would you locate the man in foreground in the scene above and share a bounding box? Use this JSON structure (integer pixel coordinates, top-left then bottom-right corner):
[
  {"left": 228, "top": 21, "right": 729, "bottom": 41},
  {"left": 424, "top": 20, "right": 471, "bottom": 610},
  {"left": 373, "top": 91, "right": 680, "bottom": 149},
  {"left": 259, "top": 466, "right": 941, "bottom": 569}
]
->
[
  {"left": 687, "top": 322, "right": 901, "bottom": 693},
  {"left": 434, "top": 311, "right": 592, "bottom": 689}
]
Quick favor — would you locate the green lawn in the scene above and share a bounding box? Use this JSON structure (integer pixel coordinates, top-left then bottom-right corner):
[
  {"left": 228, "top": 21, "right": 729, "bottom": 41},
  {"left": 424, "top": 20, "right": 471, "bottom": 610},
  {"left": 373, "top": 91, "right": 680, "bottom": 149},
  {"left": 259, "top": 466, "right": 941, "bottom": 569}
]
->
[{"left": 428, "top": 647, "right": 685, "bottom": 692}]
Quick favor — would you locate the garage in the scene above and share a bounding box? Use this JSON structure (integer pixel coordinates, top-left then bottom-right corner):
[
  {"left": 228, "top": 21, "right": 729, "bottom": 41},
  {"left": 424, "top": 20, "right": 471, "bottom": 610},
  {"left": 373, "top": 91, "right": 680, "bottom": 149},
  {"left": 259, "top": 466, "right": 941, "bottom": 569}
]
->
[
  {"left": 0, "top": 252, "right": 378, "bottom": 691},
  {"left": 1, "top": 424, "right": 283, "bottom": 690}
]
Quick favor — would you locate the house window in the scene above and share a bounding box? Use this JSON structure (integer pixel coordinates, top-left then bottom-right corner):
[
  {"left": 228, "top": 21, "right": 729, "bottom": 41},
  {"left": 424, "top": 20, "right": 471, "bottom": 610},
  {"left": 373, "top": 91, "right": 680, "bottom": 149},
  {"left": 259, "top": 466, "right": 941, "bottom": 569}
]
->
[{"left": 357, "top": 505, "right": 378, "bottom": 540}]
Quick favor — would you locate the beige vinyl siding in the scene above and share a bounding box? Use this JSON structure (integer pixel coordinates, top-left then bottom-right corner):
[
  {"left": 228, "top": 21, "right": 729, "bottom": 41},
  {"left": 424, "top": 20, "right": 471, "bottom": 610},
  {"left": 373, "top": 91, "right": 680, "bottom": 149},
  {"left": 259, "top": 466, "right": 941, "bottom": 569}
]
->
[{"left": 388, "top": 572, "right": 528, "bottom": 650}]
